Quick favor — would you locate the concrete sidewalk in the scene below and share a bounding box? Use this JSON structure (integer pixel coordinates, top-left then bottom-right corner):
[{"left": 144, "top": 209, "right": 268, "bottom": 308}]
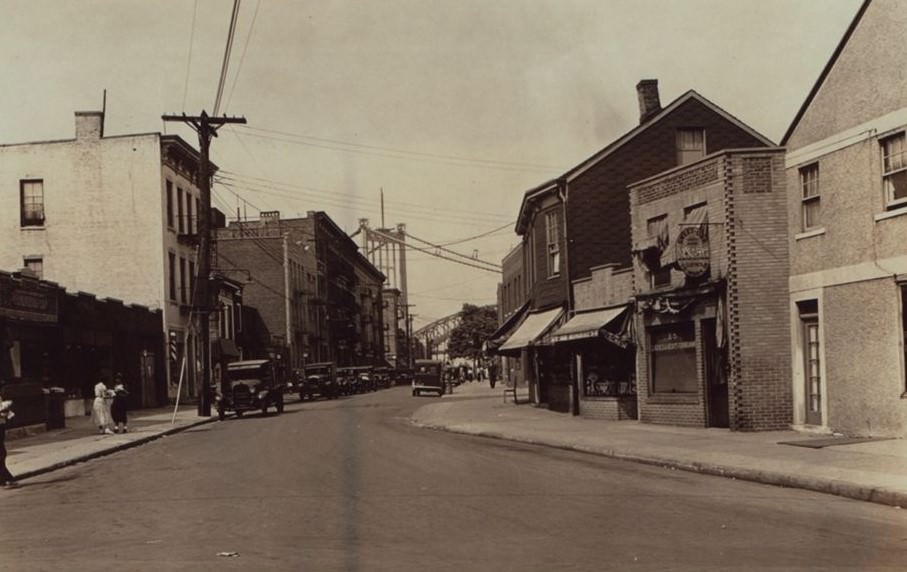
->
[
  {"left": 413, "top": 382, "right": 907, "bottom": 508},
  {"left": 6, "top": 405, "right": 215, "bottom": 482}
]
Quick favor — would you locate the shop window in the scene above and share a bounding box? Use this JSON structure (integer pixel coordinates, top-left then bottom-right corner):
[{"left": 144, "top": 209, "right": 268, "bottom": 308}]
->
[
  {"left": 23, "top": 256, "right": 43, "bottom": 279},
  {"left": 20, "top": 179, "right": 45, "bottom": 227},
  {"left": 649, "top": 322, "right": 698, "bottom": 393},
  {"left": 799, "top": 164, "right": 821, "bottom": 230},
  {"left": 881, "top": 133, "right": 907, "bottom": 210},
  {"left": 676, "top": 128, "right": 706, "bottom": 165}
]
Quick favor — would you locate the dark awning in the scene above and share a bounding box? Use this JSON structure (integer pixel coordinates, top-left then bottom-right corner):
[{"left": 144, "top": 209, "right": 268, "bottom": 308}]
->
[
  {"left": 485, "top": 300, "right": 530, "bottom": 353},
  {"left": 550, "top": 304, "right": 631, "bottom": 346}
]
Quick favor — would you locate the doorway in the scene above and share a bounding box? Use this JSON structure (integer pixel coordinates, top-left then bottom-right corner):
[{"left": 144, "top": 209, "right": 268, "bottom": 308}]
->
[{"left": 703, "top": 318, "right": 729, "bottom": 428}]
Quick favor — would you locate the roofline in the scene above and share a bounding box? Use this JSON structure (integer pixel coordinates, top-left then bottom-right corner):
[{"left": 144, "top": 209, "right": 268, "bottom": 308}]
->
[
  {"left": 565, "top": 90, "right": 775, "bottom": 183},
  {"left": 515, "top": 179, "right": 559, "bottom": 235},
  {"left": 780, "top": 0, "right": 872, "bottom": 146},
  {"left": 502, "top": 242, "right": 523, "bottom": 264},
  {"left": 0, "top": 131, "right": 162, "bottom": 149},
  {"left": 161, "top": 134, "right": 219, "bottom": 172},
  {"left": 311, "top": 211, "right": 386, "bottom": 282},
  {"left": 627, "top": 146, "right": 785, "bottom": 190}
]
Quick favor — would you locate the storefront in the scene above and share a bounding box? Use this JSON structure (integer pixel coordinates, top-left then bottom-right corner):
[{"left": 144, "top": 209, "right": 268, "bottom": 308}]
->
[
  {"left": 495, "top": 307, "right": 564, "bottom": 407},
  {"left": 548, "top": 304, "right": 637, "bottom": 419}
]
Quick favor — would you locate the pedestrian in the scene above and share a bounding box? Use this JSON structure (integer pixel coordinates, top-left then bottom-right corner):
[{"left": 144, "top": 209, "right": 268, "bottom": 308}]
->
[
  {"left": 111, "top": 374, "right": 129, "bottom": 434},
  {"left": 0, "top": 396, "right": 18, "bottom": 488},
  {"left": 92, "top": 378, "right": 114, "bottom": 435}
]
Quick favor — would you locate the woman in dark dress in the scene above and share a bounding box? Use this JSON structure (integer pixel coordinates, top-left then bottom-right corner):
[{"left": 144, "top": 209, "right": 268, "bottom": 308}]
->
[{"left": 111, "top": 374, "right": 129, "bottom": 434}]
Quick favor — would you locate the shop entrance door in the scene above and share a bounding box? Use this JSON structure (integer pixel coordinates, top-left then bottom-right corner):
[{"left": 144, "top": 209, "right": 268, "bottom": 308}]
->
[
  {"left": 703, "top": 318, "right": 729, "bottom": 428},
  {"left": 803, "top": 318, "right": 823, "bottom": 426}
]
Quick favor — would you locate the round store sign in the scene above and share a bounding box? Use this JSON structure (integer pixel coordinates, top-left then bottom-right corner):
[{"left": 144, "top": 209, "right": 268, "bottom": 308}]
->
[{"left": 676, "top": 227, "right": 710, "bottom": 278}]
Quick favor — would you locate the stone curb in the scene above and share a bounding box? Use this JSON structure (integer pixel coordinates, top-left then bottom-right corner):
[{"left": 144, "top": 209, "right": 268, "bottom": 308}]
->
[
  {"left": 14, "top": 417, "right": 218, "bottom": 482},
  {"left": 411, "top": 419, "right": 907, "bottom": 509}
]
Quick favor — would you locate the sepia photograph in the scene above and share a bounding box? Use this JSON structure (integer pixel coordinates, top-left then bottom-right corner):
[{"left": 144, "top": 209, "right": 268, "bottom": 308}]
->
[{"left": 1, "top": 0, "right": 906, "bottom": 569}]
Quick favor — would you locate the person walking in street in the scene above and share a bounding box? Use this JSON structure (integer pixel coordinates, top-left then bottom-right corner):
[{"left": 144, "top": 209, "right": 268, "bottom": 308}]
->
[
  {"left": 0, "top": 396, "right": 18, "bottom": 488},
  {"left": 111, "top": 374, "right": 129, "bottom": 434},
  {"left": 92, "top": 378, "right": 114, "bottom": 435}
]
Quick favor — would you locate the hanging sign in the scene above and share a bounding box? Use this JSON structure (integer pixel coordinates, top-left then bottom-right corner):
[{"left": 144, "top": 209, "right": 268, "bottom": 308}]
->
[{"left": 676, "top": 227, "right": 710, "bottom": 278}]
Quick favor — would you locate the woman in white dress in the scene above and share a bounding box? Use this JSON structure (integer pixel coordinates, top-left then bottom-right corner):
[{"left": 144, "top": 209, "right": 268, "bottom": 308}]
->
[{"left": 92, "top": 379, "right": 114, "bottom": 434}]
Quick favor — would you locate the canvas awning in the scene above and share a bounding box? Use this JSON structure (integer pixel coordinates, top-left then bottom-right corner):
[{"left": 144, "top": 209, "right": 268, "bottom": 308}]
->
[
  {"left": 485, "top": 300, "right": 530, "bottom": 353},
  {"left": 550, "top": 304, "right": 630, "bottom": 344},
  {"left": 497, "top": 307, "right": 564, "bottom": 353}
]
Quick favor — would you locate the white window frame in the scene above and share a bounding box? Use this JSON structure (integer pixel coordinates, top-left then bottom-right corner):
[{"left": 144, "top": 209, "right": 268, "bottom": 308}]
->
[
  {"left": 881, "top": 132, "right": 907, "bottom": 210},
  {"left": 799, "top": 163, "right": 821, "bottom": 230},
  {"left": 545, "top": 210, "right": 560, "bottom": 278},
  {"left": 23, "top": 256, "right": 43, "bottom": 279}
]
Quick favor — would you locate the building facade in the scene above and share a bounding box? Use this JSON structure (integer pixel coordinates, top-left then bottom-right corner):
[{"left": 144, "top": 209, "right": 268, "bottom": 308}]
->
[
  {"left": 629, "top": 149, "right": 790, "bottom": 430},
  {"left": 782, "top": 0, "right": 907, "bottom": 437},
  {"left": 0, "top": 111, "right": 209, "bottom": 400},
  {"left": 500, "top": 81, "right": 774, "bottom": 412}
]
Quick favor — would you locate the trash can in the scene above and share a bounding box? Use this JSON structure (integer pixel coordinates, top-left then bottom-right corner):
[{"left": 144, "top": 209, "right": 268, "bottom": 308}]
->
[{"left": 45, "top": 387, "right": 66, "bottom": 430}]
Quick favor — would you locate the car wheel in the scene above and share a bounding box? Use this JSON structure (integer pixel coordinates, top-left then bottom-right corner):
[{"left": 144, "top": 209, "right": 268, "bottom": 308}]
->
[{"left": 236, "top": 410, "right": 244, "bottom": 418}]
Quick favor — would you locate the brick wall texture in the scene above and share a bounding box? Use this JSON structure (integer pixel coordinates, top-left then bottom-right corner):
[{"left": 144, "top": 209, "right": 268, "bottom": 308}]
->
[{"left": 567, "top": 96, "right": 769, "bottom": 282}]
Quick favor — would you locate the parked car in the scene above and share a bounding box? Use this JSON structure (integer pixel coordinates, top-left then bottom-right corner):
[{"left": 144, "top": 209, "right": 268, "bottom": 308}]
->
[
  {"left": 296, "top": 362, "right": 338, "bottom": 401},
  {"left": 217, "top": 359, "right": 286, "bottom": 420},
  {"left": 412, "top": 359, "right": 445, "bottom": 397}
]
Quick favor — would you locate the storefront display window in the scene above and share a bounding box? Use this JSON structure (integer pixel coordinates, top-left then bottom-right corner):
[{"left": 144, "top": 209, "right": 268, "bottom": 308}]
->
[{"left": 650, "top": 322, "right": 698, "bottom": 393}]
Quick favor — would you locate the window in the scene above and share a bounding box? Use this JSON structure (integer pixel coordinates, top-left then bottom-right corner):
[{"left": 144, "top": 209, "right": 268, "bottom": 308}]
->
[
  {"left": 179, "top": 257, "right": 188, "bottom": 303},
  {"left": 188, "top": 260, "right": 195, "bottom": 302},
  {"left": 650, "top": 322, "right": 698, "bottom": 393},
  {"left": 881, "top": 133, "right": 907, "bottom": 210},
  {"left": 676, "top": 129, "right": 706, "bottom": 165},
  {"left": 800, "top": 164, "right": 821, "bottom": 229},
  {"left": 23, "top": 256, "right": 43, "bottom": 279},
  {"left": 168, "top": 253, "right": 177, "bottom": 301},
  {"left": 166, "top": 180, "right": 174, "bottom": 228},
  {"left": 186, "top": 194, "right": 193, "bottom": 235},
  {"left": 545, "top": 210, "right": 560, "bottom": 277},
  {"left": 901, "top": 285, "right": 907, "bottom": 391},
  {"left": 20, "top": 179, "right": 45, "bottom": 227},
  {"left": 177, "top": 187, "right": 185, "bottom": 233},
  {"left": 646, "top": 215, "right": 671, "bottom": 288},
  {"left": 195, "top": 197, "right": 200, "bottom": 233}
]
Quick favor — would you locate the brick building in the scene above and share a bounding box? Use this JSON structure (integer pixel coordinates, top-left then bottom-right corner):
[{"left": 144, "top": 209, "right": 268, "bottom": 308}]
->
[
  {"left": 629, "top": 149, "right": 790, "bottom": 430},
  {"left": 0, "top": 111, "right": 210, "bottom": 400},
  {"left": 490, "top": 244, "right": 528, "bottom": 388},
  {"left": 782, "top": 0, "right": 907, "bottom": 437},
  {"left": 215, "top": 210, "right": 385, "bottom": 370},
  {"left": 497, "top": 80, "right": 774, "bottom": 412}
]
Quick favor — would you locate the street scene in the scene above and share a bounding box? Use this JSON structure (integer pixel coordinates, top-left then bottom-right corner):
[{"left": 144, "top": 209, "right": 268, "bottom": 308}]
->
[{"left": 2, "top": 0, "right": 907, "bottom": 570}]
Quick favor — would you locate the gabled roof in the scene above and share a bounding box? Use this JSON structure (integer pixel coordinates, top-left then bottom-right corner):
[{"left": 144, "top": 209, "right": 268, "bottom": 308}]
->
[
  {"left": 513, "top": 89, "right": 774, "bottom": 235},
  {"left": 565, "top": 90, "right": 774, "bottom": 182},
  {"left": 781, "top": 0, "right": 872, "bottom": 146}
]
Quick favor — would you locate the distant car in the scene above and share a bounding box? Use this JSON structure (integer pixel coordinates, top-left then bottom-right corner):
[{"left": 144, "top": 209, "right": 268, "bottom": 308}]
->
[
  {"left": 296, "top": 362, "right": 338, "bottom": 401},
  {"left": 412, "top": 359, "right": 445, "bottom": 397}
]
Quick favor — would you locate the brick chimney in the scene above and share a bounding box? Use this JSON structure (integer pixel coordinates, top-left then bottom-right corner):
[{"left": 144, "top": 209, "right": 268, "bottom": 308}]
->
[
  {"left": 75, "top": 111, "right": 104, "bottom": 140},
  {"left": 636, "top": 79, "right": 661, "bottom": 124}
]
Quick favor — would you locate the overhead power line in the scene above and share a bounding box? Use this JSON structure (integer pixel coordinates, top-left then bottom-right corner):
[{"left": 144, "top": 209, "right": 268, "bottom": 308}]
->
[
  {"left": 405, "top": 230, "right": 502, "bottom": 268},
  {"left": 224, "top": 0, "right": 260, "bottom": 111},
  {"left": 368, "top": 227, "right": 502, "bottom": 273},
  {"left": 231, "top": 128, "right": 560, "bottom": 175},
  {"left": 235, "top": 124, "right": 565, "bottom": 172},
  {"left": 213, "top": 0, "right": 242, "bottom": 115},
  {"left": 181, "top": 0, "right": 199, "bottom": 111}
]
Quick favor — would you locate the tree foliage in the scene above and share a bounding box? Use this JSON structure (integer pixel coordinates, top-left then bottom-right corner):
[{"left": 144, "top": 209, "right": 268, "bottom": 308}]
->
[{"left": 447, "top": 304, "right": 498, "bottom": 360}]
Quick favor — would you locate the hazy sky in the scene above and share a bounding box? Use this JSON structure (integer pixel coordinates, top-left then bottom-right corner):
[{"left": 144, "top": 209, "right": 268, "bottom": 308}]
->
[{"left": 0, "top": 0, "right": 862, "bottom": 329}]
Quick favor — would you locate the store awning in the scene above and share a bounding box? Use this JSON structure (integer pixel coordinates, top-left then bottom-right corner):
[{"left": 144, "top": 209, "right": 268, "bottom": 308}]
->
[
  {"left": 485, "top": 300, "right": 530, "bottom": 353},
  {"left": 550, "top": 304, "right": 630, "bottom": 344},
  {"left": 497, "top": 307, "right": 564, "bottom": 353}
]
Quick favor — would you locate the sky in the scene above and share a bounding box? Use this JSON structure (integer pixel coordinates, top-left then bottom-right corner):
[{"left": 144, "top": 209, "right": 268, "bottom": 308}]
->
[{"left": 0, "top": 0, "right": 863, "bottom": 330}]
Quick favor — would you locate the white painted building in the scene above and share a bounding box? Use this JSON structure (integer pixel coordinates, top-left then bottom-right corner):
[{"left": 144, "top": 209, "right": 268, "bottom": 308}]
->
[{"left": 0, "top": 111, "right": 208, "bottom": 399}]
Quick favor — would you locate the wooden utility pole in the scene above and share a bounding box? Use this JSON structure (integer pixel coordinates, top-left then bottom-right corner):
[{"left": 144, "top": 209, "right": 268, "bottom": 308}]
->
[{"left": 161, "top": 111, "right": 246, "bottom": 416}]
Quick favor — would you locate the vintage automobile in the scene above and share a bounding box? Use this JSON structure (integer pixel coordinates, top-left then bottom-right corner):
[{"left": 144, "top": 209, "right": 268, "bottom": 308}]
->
[
  {"left": 217, "top": 359, "right": 286, "bottom": 420},
  {"left": 412, "top": 359, "right": 445, "bottom": 397},
  {"left": 296, "top": 362, "right": 338, "bottom": 401}
]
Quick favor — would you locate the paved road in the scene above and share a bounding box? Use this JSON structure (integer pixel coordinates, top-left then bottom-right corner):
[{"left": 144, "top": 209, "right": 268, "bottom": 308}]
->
[{"left": 2, "top": 387, "right": 906, "bottom": 571}]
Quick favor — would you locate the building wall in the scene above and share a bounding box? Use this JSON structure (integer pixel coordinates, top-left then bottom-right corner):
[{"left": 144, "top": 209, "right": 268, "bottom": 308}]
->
[
  {"left": 568, "top": 97, "right": 770, "bottom": 280},
  {"left": 525, "top": 199, "right": 567, "bottom": 311},
  {"left": 725, "top": 152, "right": 792, "bottom": 430},
  {"left": 786, "top": 0, "right": 907, "bottom": 150},
  {"left": 0, "top": 127, "right": 166, "bottom": 310}
]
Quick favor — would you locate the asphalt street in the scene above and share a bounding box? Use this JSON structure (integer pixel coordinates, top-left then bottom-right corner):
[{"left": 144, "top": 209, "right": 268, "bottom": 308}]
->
[{"left": 1, "top": 386, "right": 906, "bottom": 571}]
